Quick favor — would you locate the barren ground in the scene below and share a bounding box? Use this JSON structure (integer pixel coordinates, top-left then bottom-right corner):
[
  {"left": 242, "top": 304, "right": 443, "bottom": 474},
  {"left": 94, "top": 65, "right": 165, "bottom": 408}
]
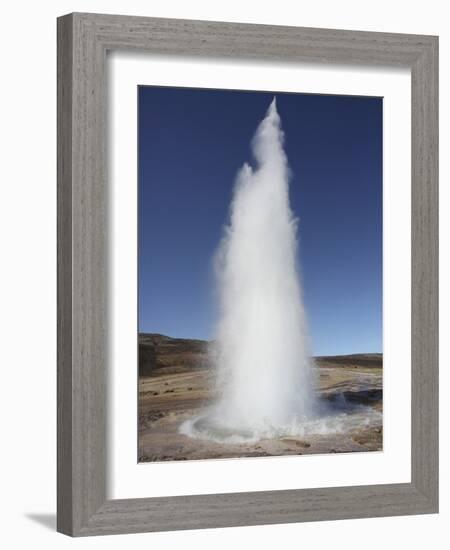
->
[{"left": 138, "top": 334, "right": 382, "bottom": 462}]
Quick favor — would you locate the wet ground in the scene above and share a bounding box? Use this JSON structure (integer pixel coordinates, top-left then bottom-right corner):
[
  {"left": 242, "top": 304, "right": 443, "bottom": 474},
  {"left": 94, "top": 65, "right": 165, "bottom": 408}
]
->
[{"left": 138, "top": 358, "right": 382, "bottom": 462}]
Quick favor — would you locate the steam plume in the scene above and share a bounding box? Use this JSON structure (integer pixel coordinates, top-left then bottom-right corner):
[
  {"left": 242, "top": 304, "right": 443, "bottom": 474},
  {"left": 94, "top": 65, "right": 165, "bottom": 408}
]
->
[{"left": 211, "top": 97, "right": 315, "bottom": 434}]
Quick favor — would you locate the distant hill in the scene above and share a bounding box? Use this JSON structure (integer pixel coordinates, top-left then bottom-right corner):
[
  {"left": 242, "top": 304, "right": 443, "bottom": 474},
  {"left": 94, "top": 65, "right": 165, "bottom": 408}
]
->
[
  {"left": 138, "top": 333, "right": 382, "bottom": 377},
  {"left": 314, "top": 354, "right": 382, "bottom": 369},
  {"left": 139, "top": 333, "right": 210, "bottom": 377}
]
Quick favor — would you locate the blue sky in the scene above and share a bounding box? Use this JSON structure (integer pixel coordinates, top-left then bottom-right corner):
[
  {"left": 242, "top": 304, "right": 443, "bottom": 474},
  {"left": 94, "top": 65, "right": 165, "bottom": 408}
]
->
[{"left": 138, "top": 87, "right": 382, "bottom": 356}]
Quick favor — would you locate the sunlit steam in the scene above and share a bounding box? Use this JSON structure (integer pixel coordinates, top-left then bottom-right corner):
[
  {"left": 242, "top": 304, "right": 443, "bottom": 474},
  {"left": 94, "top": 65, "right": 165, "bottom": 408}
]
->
[{"left": 182, "top": 98, "right": 318, "bottom": 441}]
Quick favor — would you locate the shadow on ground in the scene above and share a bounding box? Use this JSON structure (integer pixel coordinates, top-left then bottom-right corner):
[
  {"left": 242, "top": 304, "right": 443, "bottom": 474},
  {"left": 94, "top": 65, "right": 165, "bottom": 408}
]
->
[{"left": 25, "top": 513, "right": 56, "bottom": 531}]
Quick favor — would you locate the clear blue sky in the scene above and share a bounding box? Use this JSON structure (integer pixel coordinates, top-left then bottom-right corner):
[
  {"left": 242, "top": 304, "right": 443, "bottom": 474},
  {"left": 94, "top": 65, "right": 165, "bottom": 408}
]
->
[{"left": 138, "top": 86, "right": 382, "bottom": 356}]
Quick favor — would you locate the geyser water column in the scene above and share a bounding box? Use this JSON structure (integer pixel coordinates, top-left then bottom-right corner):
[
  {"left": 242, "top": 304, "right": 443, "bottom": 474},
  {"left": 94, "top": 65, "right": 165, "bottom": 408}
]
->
[{"left": 184, "top": 98, "right": 316, "bottom": 441}]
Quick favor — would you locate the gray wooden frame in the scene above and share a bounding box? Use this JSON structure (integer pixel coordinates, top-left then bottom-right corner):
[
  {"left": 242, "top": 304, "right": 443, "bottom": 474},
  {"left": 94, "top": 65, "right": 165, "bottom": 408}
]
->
[{"left": 57, "top": 12, "right": 438, "bottom": 537}]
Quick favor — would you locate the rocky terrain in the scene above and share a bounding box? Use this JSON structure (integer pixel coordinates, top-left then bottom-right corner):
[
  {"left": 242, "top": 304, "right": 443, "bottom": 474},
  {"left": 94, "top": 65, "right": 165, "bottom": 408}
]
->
[{"left": 138, "top": 334, "right": 383, "bottom": 462}]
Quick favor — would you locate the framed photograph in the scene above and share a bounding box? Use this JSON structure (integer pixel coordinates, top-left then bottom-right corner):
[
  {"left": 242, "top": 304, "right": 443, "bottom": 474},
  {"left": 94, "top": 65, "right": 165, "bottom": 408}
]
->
[
  {"left": 137, "top": 88, "right": 385, "bottom": 463},
  {"left": 57, "top": 13, "right": 438, "bottom": 536}
]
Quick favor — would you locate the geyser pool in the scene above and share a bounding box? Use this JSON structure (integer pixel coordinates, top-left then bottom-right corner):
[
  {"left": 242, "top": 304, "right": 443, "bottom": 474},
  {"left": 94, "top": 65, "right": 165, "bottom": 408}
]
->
[{"left": 182, "top": 98, "right": 316, "bottom": 441}]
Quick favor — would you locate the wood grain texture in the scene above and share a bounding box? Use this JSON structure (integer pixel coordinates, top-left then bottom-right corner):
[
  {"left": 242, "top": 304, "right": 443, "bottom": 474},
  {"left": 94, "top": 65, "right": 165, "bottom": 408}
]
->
[
  {"left": 57, "top": 12, "right": 439, "bottom": 536},
  {"left": 411, "top": 37, "right": 439, "bottom": 506},
  {"left": 57, "top": 13, "right": 73, "bottom": 535},
  {"left": 58, "top": 13, "right": 108, "bottom": 535}
]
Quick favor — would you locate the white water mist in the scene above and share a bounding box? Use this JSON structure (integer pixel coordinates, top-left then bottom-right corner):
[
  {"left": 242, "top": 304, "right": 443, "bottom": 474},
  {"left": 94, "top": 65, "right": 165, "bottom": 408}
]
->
[
  {"left": 211, "top": 97, "right": 315, "bottom": 433},
  {"left": 182, "top": 98, "right": 315, "bottom": 442}
]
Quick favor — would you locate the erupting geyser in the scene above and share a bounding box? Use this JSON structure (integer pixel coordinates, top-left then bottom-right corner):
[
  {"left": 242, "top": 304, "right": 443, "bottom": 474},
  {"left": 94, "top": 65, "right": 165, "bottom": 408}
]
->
[{"left": 182, "top": 97, "right": 316, "bottom": 441}]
